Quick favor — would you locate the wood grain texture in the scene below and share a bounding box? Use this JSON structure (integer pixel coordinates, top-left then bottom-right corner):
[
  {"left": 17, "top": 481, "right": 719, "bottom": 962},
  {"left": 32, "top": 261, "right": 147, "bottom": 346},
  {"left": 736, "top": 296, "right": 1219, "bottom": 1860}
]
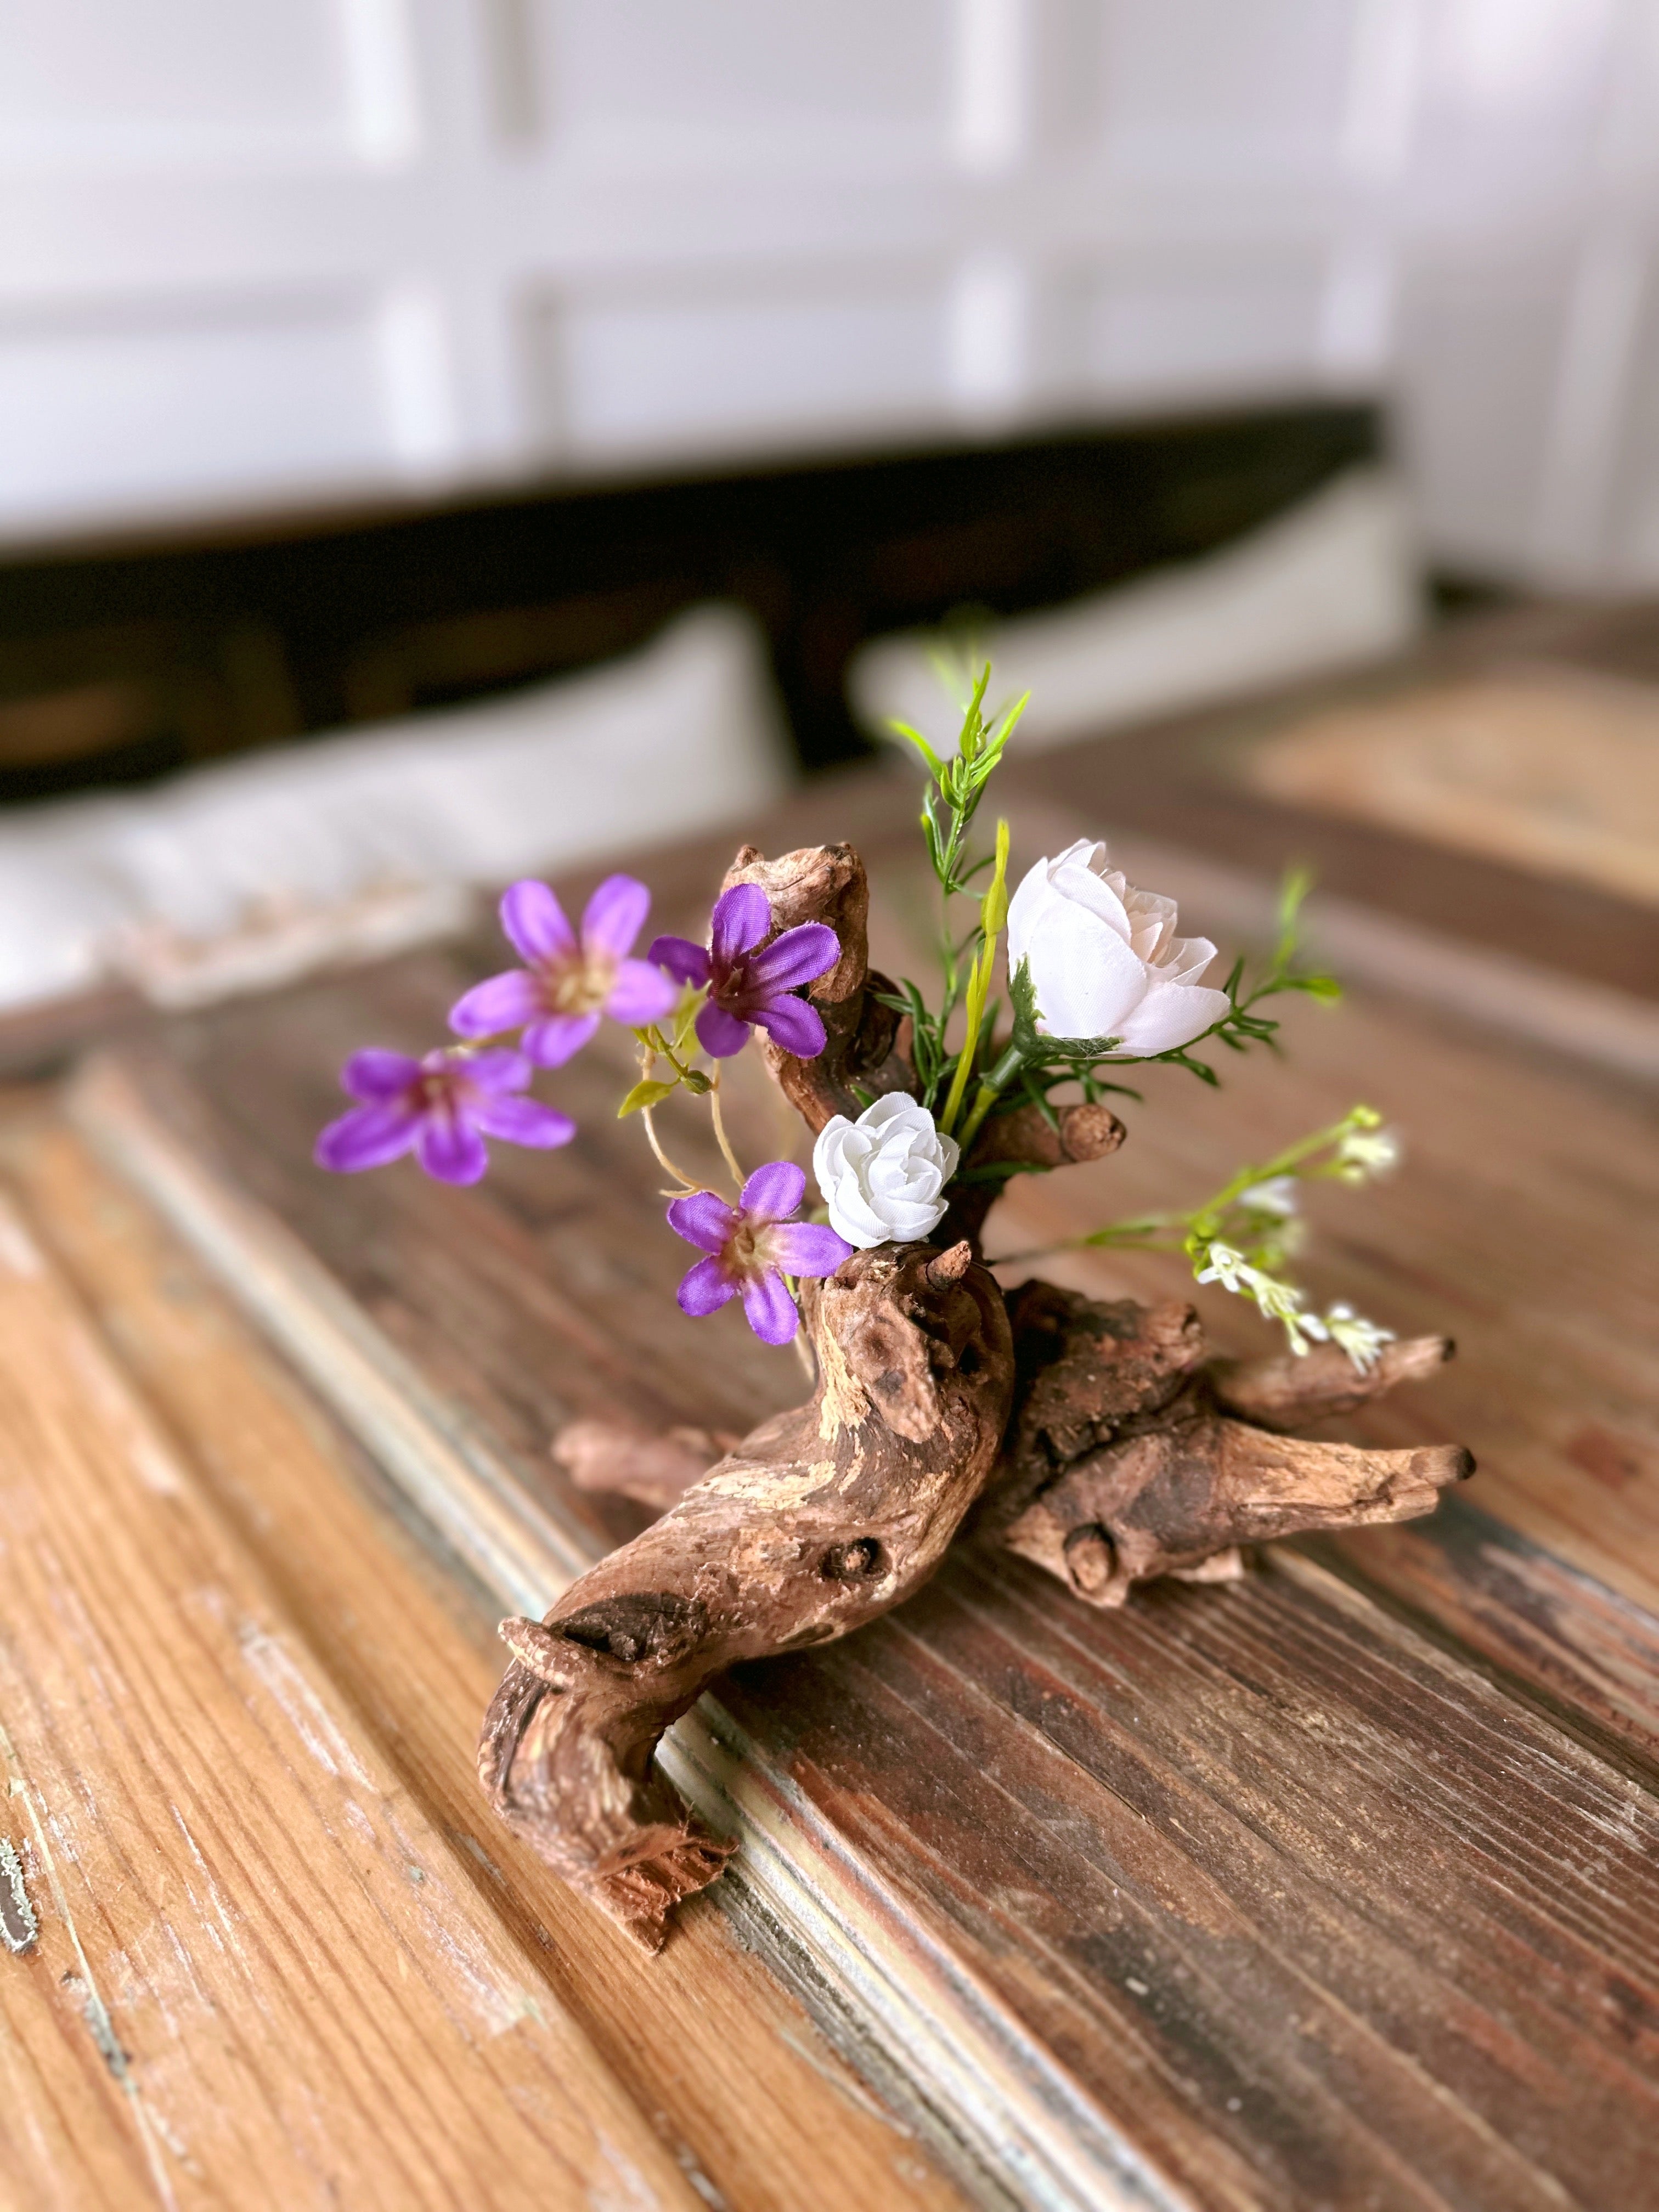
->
[
  {"left": 723, "top": 1548, "right": 1659, "bottom": 2212},
  {"left": 1011, "top": 649, "right": 1659, "bottom": 1006},
  {"left": 0, "top": 1183, "right": 707, "bottom": 2212},
  {"left": 60, "top": 782, "right": 1659, "bottom": 2211},
  {"left": 0, "top": 1109, "right": 972, "bottom": 2212}
]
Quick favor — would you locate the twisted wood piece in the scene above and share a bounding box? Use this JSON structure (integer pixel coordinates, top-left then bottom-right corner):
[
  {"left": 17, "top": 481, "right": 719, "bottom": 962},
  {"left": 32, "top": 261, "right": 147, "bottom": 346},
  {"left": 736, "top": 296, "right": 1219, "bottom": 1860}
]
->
[
  {"left": 479, "top": 1240, "right": 1012, "bottom": 1949},
  {"left": 986, "top": 1280, "right": 1471, "bottom": 1609}
]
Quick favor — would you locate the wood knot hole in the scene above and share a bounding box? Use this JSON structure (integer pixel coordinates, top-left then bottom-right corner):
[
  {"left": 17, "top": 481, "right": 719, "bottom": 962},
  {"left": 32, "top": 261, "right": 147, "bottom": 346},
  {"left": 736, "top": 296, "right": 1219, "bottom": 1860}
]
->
[
  {"left": 820, "top": 1537, "right": 883, "bottom": 1581},
  {"left": 1063, "top": 1523, "right": 1118, "bottom": 1599}
]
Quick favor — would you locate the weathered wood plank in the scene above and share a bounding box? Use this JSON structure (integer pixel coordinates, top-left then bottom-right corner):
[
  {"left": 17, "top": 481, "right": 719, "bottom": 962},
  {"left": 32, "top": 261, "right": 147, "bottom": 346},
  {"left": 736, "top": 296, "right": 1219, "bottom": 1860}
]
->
[
  {"left": 62, "top": 871, "right": 1659, "bottom": 2208},
  {"left": 0, "top": 1185, "right": 707, "bottom": 2212},
  {"left": 766, "top": 1549, "right": 1659, "bottom": 2212},
  {"left": 1302, "top": 1498, "right": 1659, "bottom": 1762},
  {"left": 0, "top": 1110, "right": 974, "bottom": 2212}
]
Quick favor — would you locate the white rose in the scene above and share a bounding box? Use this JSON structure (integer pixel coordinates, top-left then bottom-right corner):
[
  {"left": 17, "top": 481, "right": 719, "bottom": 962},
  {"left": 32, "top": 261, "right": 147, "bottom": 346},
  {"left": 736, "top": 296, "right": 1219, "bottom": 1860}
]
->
[
  {"left": 1005, "top": 837, "right": 1231, "bottom": 1057},
  {"left": 812, "top": 1094, "right": 960, "bottom": 1250}
]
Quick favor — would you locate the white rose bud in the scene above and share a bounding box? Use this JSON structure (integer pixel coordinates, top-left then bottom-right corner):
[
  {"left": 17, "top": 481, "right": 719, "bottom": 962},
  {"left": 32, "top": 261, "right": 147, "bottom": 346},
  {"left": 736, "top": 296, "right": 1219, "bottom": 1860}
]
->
[
  {"left": 812, "top": 1094, "right": 960, "bottom": 1250},
  {"left": 1005, "top": 837, "right": 1232, "bottom": 1057}
]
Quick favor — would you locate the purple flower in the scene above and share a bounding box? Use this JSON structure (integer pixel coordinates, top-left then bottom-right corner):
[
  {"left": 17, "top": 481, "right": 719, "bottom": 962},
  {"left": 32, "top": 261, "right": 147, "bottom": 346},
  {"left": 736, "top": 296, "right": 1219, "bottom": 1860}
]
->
[
  {"left": 314, "top": 1047, "right": 574, "bottom": 1186},
  {"left": 449, "top": 875, "right": 678, "bottom": 1068},
  {"left": 667, "top": 1161, "right": 851, "bottom": 1346},
  {"left": 648, "top": 884, "right": 838, "bottom": 1060}
]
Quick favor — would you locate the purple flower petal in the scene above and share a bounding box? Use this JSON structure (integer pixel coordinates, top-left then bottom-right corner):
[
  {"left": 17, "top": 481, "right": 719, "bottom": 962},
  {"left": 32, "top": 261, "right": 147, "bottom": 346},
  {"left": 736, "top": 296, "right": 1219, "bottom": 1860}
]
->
[
  {"left": 469, "top": 1094, "right": 577, "bottom": 1149},
  {"left": 448, "top": 968, "right": 543, "bottom": 1039},
  {"left": 746, "top": 922, "right": 839, "bottom": 993},
  {"left": 604, "top": 958, "right": 678, "bottom": 1026},
  {"left": 740, "top": 1160, "right": 805, "bottom": 1223},
  {"left": 456, "top": 1047, "right": 532, "bottom": 1092},
  {"left": 695, "top": 1001, "right": 753, "bottom": 1058},
  {"left": 741, "top": 1266, "right": 799, "bottom": 1346},
  {"left": 678, "top": 1255, "right": 740, "bottom": 1317},
  {"left": 667, "top": 1189, "right": 738, "bottom": 1254},
  {"left": 768, "top": 1222, "right": 853, "bottom": 1279},
  {"left": 314, "top": 1103, "right": 420, "bottom": 1172},
  {"left": 341, "top": 1048, "right": 422, "bottom": 1102},
  {"left": 500, "top": 879, "right": 576, "bottom": 967},
  {"left": 647, "top": 935, "right": 711, "bottom": 989},
  {"left": 581, "top": 874, "right": 651, "bottom": 960},
  {"left": 521, "top": 1011, "right": 601, "bottom": 1067},
  {"left": 416, "top": 1116, "right": 489, "bottom": 1185},
  {"left": 749, "top": 995, "right": 826, "bottom": 1059},
  {"left": 710, "top": 883, "right": 770, "bottom": 965}
]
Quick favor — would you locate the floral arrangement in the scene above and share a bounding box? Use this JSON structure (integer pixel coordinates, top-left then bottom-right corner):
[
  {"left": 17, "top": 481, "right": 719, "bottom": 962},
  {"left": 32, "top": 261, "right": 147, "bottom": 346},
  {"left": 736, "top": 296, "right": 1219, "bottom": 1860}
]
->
[
  {"left": 318, "top": 667, "right": 1397, "bottom": 1372},
  {"left": 315, "top": 667, "right": 1470, "bottom": 1950}
]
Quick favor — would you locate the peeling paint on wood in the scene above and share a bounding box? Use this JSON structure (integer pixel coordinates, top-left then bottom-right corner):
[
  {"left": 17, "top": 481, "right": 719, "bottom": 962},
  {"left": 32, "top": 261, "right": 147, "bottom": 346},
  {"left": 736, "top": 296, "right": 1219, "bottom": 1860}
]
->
[{"left": 0, "top": 1835, "right": 36, "bottom": 1953}]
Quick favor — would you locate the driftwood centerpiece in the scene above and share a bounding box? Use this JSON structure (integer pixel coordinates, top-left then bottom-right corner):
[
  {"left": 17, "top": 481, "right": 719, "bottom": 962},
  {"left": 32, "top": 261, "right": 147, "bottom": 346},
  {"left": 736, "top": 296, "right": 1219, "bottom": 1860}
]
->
[{"left": 477, "top": 843, "right": 1471, "bottom": 1948}]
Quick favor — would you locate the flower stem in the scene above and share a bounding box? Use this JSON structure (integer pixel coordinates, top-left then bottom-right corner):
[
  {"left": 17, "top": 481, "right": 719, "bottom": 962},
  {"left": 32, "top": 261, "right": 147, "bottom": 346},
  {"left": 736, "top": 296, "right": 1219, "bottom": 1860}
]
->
[
  {"left": 708, "top": 1068, "right": 745, "bottom": 1192},
  {"left": 953, "top": 1040, "right": 1026, "bottom": 1155},
  {"left": 640, "top": 1107, "right": 701, "bottom": 1193},
  {"left": 938, "top": 817, "right": 1010, "bottom": 1138},
  {"left": 790, "top": 1316, "right": 817, "bottom": 1385},
  {"left": 986, "top": 1220, "right": 1178, "bottom": 1268}
]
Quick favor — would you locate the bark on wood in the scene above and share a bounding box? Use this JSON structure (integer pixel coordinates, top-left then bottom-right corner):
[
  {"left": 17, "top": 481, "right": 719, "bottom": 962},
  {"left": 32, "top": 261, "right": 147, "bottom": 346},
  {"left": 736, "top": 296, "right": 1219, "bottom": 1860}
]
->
[
  {"left": 556, "top": 1420, "right": 741, "bottom": 1514},
  {"left": 986, "top": 1281, "right": 1470, "bottom": 1607},
  {"left": 480, "top": 1239, "right": 1013, "bottom": 1948},
  {"left": 478, "top": 840, "right": 1472, "bottom": 1944}
]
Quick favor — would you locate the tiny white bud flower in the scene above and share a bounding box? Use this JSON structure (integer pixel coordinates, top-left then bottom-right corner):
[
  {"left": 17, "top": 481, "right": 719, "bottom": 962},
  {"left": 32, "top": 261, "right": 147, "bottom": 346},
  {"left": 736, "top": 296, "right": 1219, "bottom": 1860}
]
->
[
  {"left": 1335, "top": 1126, "right": 1400, "bottom": 1179},
  {"left": 1194, "top": 1241, "right": 1246, "bottom": 1292},
  {"left": 1238, "top": 1176, "right": 1299, "bottom": 1217},
  {"left": 812, "top": 1094, "right": 960, "bottom": 1250},
  {"left": 1323, "top": 1302, "right": 1395, "bottom": 1374}
]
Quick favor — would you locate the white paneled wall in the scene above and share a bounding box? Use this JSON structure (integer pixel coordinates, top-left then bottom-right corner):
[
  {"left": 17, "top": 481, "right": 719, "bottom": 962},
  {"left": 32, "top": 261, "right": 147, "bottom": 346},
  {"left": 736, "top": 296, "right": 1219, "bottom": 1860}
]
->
[{"left": 4, "top": 0, "right": 1658, "bottom": 585}]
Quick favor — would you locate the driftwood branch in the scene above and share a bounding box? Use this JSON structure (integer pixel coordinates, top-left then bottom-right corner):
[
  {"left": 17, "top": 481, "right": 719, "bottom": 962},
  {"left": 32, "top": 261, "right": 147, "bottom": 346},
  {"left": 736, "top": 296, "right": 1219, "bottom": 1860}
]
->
[
  {"left": 479, "top": 1241, "right": 1011, "bottom": 1948},
  {"left": 477, "top": 840, "right": 1474, "bottom": 1946},
  {"left": 984, "top": 1283, "right": 1469, "bottom": 1607},
  {"left": 556, "top": 1421, "right": 740, "bottom": 1514}
]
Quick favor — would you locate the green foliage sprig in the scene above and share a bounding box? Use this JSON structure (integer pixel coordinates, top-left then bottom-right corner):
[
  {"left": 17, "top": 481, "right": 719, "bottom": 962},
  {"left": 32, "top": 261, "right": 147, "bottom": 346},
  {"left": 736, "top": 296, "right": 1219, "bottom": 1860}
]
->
[
  {"left": 891, "top": 665, "right": 1028, "bottom": 902},
  {"left": 879, "top": 666, "right": 1341, "bottom": 1159},
  {"left": 618, "top": 991, "right": 710, "bottom": 1118},
  {"left": 992, "top": 1104, "right": 1401, "bottom": 1365}
]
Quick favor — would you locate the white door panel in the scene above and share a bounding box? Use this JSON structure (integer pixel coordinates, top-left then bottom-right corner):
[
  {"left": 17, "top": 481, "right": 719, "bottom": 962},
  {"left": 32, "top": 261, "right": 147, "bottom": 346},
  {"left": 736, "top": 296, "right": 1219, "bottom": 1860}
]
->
[{"left": 0, "top": 0, "right": 1655, "bottom": 585}]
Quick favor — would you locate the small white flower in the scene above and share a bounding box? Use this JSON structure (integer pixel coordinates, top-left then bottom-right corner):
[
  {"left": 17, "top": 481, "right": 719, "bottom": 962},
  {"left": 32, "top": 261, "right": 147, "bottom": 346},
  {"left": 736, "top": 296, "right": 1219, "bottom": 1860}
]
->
[
  {"left": 1335, "top": 1126, "right": 1400, "bottom": 1180},
  {"left": 1005, "top": 838, "right": 1232, "bottom": 1057},
  {"left": 1322, "top": 1302, "right": 1395, "bottom": 1374},
  {"left": 1238, "top": 1176, "right": 1299, "bottom": 1217},
  {"left": 812, "top": 1094, "right": 960, "bottom": 1250},
  {"left": 1194, "top": 1242, "right": 1248, "bottom": 1293},
  {"left": 1197, "top": 1240, "right": 1330, "bottom": 1355}
]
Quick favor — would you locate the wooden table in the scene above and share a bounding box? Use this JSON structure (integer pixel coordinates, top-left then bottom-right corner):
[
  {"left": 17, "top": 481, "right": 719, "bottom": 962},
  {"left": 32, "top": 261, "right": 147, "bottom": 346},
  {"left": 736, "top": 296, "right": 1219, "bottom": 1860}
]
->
[{"left": 2, "top": 639, "right": 1656, "bottom": 2210}]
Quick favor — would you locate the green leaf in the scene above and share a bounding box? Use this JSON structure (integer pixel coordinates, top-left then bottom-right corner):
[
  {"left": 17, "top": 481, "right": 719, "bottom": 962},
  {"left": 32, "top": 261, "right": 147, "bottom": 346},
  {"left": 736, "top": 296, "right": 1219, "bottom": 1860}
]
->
[
  {"left": 681, "top": 1069, "right": 712, "bottom": 1094},
  {"left": 1277, "top": 864, "right": 1313, "bottom": 939},
  {"left": 618, "top": 1078, "right": 677, "bottom": 1119},
  {"left": 980, "top": 816, "right": 1011, "bottom": 938},
  {"left": 889, "top": 719, "right": 945, "bottom": 781},
  {"left": 951, "top": 1156, "right": 1053, "bottom": 1187},
  {"left": 1009, "top": 956, "right": 1042, "bottom": 1054},
  {"left": 1288, "top": 973, "right": 1342, "bottom": 1002},
  {"left": 1155, "top": 1048, "right": 1220, "bottom": 1086}
]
